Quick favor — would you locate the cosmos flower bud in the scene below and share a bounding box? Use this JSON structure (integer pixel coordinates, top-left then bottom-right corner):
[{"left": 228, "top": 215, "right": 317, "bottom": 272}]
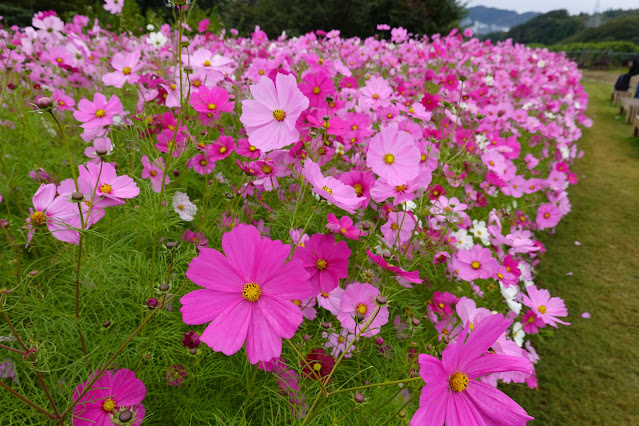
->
[
  {"left": 183, "top": 65, "right": 194, "bottom": 74},
  {"left": 375, "top": 295, "right": 387, "bottom": 306},
  {"left": 28, "top": 270, "right": 39, "bottom": 277},
  {"left": 95, "top": 149, "right": 108, "bottom": 157},
  {"left": 35, "top": 96, "right": 54, "bottom": 110},
  {"left": 0, "top": 219, "right": 9, "bottom": 228},
  {"left": 159, "top": 283, "right": 169, "bottom": 292},
  {"left": 103, "top": 320, "right": 111, "bottom": 328},
  {"left": 118, "top": 410, "right": 133, "bottom": 422},
  {"left": 354, "top": 393, "right": 365, "bottom": 403},
  {"left": 146, "top": 298, "right": 159, "bottom": 308},
  {"left": 325, "top": 94, "right": 334, "bottom": 103},
  {"left": 165, "top": 241, "right": 177, "bottom": 250},
  {"left": 71, "top": 192, "right": 84, "bottom": 201},
  {"left": 321, "top": 321, "right": 332, "bottom": 329},
  {"left": 411, "top": 318, "right": 420, "bottom": 326},
  {"left": 375, "top": 337, "right": 384, "bottom": 345}
]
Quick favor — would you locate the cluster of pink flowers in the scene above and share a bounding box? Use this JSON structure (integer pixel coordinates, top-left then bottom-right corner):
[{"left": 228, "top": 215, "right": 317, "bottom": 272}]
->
[{"left": 0, "top": 10, "right": 590, "bottom": 424}]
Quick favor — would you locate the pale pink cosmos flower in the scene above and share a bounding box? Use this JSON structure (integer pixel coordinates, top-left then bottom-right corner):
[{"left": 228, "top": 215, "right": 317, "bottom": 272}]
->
[
  {"left": 79, "top": 162, "right": 139, "bottom": 205},
  {"left": 240, "top": 73, "right": 309, "bottom": 152},
  {"left": 26, "top": 183, "right": 80, "bottom": 245},
  {"left": 141, "top": 155, "right": 169, "bottom": 192},
  {"left": 103, "top": 51, "right": 142, "bottom": 88},
  {"left": 302, "top": 160, "right": 364, "bottom": 214},
  {"left": 73, "top": 93, "right": 123, "bottom": 131},
  {"left": 451, "top": 244, "right": 499, "bottom": 282},
  {"left": 180, "top": 224, "right": 313, "bottom": 364},
  {"left": 360, "top": 76, "right": 392, "bottom": 108},
  {"left": 337, "top": 282, "right": 389, "bottom": 337},
  {"left": 411, "top": 314, "right": 533, "bottom": 426},
  {"left": 104, "top": 0, "right": 124, "bottom": 14},
  {"left": 316, "top": 286, "right": 344, "bottom": 315},
  {"left": 455, "top": 297, "right": 491, "bottom": 331},
  {"left": 380, "top": 211, "right": 416, "bottom": 246},
  {"left": 173, "top": 192, "right": 197, "bottom": 221},
  {"left": 522, "top": 286, "right": 570, "bottom": 328},
  {"left": 370, "top": 170, "right": 431, "bottom": 205},
  {"left": 322, "top": 329, "right": 356, "bottom": 359},
  {"left": 367, "top": 127, "right": 420, "bottom": 186}
]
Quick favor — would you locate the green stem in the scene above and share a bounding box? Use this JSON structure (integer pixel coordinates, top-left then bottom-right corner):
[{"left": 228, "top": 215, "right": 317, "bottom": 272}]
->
[
  {"left": 328, "top": 376, "right": 422, "bottom": 396},
  {"left": 379, "top": 392, "right": 418, "bottom": 426}
]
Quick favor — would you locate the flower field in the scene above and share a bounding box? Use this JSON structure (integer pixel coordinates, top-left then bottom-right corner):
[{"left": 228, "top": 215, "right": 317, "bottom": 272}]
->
[{"left": 0, "top": 5, "right": 592, "bottom": 425}]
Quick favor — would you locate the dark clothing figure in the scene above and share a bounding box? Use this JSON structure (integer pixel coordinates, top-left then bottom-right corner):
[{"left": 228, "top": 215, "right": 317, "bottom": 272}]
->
[{"left": 628, "top": 55, "right": 639, "bottom": 98}]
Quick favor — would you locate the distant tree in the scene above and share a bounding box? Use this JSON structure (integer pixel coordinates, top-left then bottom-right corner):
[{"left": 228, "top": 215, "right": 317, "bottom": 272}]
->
[
  {"left": 504, "top": 10, "right": 585, "bottom": 45},
  {"left": 562, "top": 15, "right": 639, "bottom": 45},
  {"left": 217, "top": 0, "right": 465, "bottom": 38}
]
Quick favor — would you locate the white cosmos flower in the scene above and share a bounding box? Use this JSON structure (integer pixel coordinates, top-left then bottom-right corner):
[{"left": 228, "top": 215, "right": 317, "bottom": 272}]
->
[{"left": 173, "top": 191, "right": 197, "bottom": 221}]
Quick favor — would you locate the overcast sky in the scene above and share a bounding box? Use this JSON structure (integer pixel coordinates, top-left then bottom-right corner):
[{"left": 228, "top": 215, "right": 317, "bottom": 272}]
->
[{"left": 467, "top": 0, "right": 639, "bottom": 15}]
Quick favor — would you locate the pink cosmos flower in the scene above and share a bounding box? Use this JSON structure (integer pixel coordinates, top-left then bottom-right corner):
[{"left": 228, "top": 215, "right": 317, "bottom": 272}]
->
[
  {"left": 316, "top": 285, "right": 344, "bottom": 315},
  {"left": 302, "top": 160, "right": 364, "bottom": 214},
  {"left": 337, "top": 282, "right": 389, "bottom": 337},
  {"left": 52, "top": 89, "right": 75, "bottom": 111},
  {"left": 189, "top": 87, "right": 234, "bottom": 122},
  {"left": 240, "top": 73, "right": 309, "bottom": 152},
  {"left": 72, "top": 368, "right": 146, "bottom": 426},
  {"left": 26, "top": 183, "right": 80, "bottom": 245},
  {"left": 451, "top": 244, "right": 499, "bottom": 282},
  {"left": 79, "top": 162, "right": 140, "bottom": 205},
  {"left": 322, "top": 329, "right": 356, "bottom": 359},
  {"left": 104, "top": 0, "right": 124, "bottom": 14},
  {"left": 521, "top": 310, "right": 546, "bottom": 334},
  {"left": 360, "top": 76, "right": 392, "bottom": 108},
  {"left": 298, "top": 72, "right": 334, "bottom": 108},
  {"left": 380, "top": 211, "right": 416, "bottom": 246},
  {"left": 536, "top": 203, "right": 562, "bottom": 229},
  {"left": 141, "top": 155, "right": 169, "bottom": 192},
  {"left": 325, "top": 214, "right": 366, "bottom": 240},
  {"left": 411, "top": 314, "right": 533, "bottom": 426},
  {"left": 103, "top": 51, "right": 142, "bottom": 88},
  {"left": 455, "top": 297, "right": 491, "bottom": 331},
  {"left": 294, "top": 233, "right": 350, "bottom": 295},
  {"left": 198, "top": 19, "right": 210, "bottom": 33},
  {"left": 522, "top": 285, "right": 570, "bottom": 328},
  {"left": 73, "top": 93, "right": 123, "bottom": 131},
  {"left": 181, "top": 224, "right": 313, "bottom": 364},
  {"left": 367, "top": 127, "right": 420, "bottom": 185}
]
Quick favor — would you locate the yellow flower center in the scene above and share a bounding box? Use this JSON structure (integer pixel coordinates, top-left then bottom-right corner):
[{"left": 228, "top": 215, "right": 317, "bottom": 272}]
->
[
  {"left": 100, "top": 184, "right": 112, "bottom": 194},
  {"left": 203, "top": 60, "right": 211, "bottom": 66},
  {"left": 338, "top": 336, "right": 345, "bottom": 343},
  {"left": 122, "top": 66, "right": 131, "bottom": 75},
  {"left": 471, "top": 261, "right": 481, "bottom": 270},
  {"left": 538, "top": 305, "right": 547, "bottom": 314},
  {"left": 395, "top": 184, "right": 407, "bottom": 192},
  {"left": 102, "top": 398, "right": 116, "bottom": 412},
  {"left": 30, "top": 211, "right": 46, "bottom": 226},
  {"left": 340, "top": 228, "right": 347, "bottom": 234},
  {"left": 383, "top": 153, "right": 395, "bottom": 165},
  {"left": 292, "top": 299, "right": 301, "bottom": 306},
  {"left": 170, "top": 83, "right": 177, "bottom": 90},
  {"left": 207, "top": 103, "right": 217, "bottom": 110},
  {"left": 448, "top": 372, "right": 469, "bottom": 392},
  {"left": 272, "top": 109, "right": 286, "bottom": 121},
  {"left": 313, "top": 363, "right": 322, "bottom": 371},
  {"left": 200, "top": 159, "right": 207, "bottom": 166},
  {"left": 391, "top": 223, "right": 399, "bottom": 231},
  {"left": 313, "top": 86, "right": 321, "bottom": 94},
  {"left": 544, "top": 213, "right": 550, "bottom": 219},
  {"left": 242, "top": 282, "right": 261, "bottom": 303},
  {"left": 95, "top": 109, "right": 106, "bottom": 118},
  {"left": 322, "top": 186, "right": 333, "bottom": 195},
  {"left": 249, "top": 145, "right": 257, "bottom": 152},
  {"left": 261, "top": 165, "right": 272, "bottom": 174},
  {"left": 352, "top": 125, "right": 358, "bottom": 130},
  {"left": 178, "top": 204, "right": 185, "bottom": 210},
  {"left": 353, "top": 183, "right": 363, "bottom": 196},
  {"left": 316, "top": 259, "right": 327, "bottom": 270},
  {"left": 58, "top": 100, "right": 65, "bottom": 106},
  {"left": 373, "top": 94, "right": 379, "bottom": 100},
  {"left": 219, "top": 146, "right": 227, "bottom": 154},
  {"left": 469, "top": 321, "right": 474, "bottom": 331},
  {"left": 150, "top": 170, "right": 157, "bottom": 176},
  {"left": 356, "top": 303, "right": 367, "bottom": 315},
  {"left": 258, "top": 69, "right": 264, "bottom": 75}
]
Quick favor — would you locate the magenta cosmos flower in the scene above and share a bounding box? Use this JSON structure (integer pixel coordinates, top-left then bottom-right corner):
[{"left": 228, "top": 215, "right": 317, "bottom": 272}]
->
[
  {"left": 337, "top": 282, "right": 389, "bottom": 337},
  {"left": 298, "top": 72, "right": 335, "bottom": 108},
  {"left": 72, "top": 368, "right": 146, "bottom": 426},
  {"left": 451, "top": 244, "right": 499, "bottom": 282},
  {"left": 141, "top": 155, "right": 169, "bottom": 192},
  {"left": 189, "top": 86, "right": 234, "bottom": 121},
  {"left": 73, "top": 93, "right": 123, "bottom": 130},
  {"left": 302, "top": 159, "right": 364, "bottom": 214},
  {"left": 522, "top": 285, "right": 570, "bottom": 328},
  {"left": 181, "top": 224, "right": 313, "bottom": 364},
  {"left": 240, "top": 73, "right": 309, "bottom": 152},
  {"left": 411, "top": 314, "right": 533, "bottom": 426},
  {"left": 294, "top": 233, "right": 350, "bottom": 295},
  {"left": 367, "top": 127, "right": 420, "bottom": 185}
]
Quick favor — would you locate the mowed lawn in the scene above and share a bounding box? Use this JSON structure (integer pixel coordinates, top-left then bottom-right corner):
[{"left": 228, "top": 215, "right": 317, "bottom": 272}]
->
[{"left": 504, "top": 74, "right": 639, "bottom": 424}]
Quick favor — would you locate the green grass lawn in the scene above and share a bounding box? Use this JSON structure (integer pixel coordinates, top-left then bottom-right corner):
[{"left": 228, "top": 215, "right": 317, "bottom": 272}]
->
[{"left": 504, "top": 75, "right": 639, "bottom": 425}]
